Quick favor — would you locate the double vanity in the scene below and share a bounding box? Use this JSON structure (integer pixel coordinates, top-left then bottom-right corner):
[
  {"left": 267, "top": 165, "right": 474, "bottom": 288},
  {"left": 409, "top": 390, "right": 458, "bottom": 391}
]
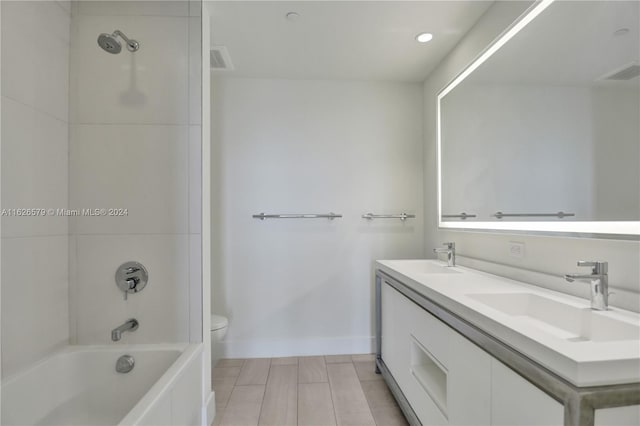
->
[{"left": 375, "top": 258, "right": 640, "bottom": 426}]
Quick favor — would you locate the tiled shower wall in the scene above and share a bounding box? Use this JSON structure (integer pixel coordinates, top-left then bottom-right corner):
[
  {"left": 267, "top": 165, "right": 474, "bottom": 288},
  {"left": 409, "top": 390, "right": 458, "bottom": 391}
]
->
[
  {"left": 68, "top": 1, "right": 202, "bottom": 345},
  {"left": 1, "top": 1, "right": 72, "bottom": 378}
]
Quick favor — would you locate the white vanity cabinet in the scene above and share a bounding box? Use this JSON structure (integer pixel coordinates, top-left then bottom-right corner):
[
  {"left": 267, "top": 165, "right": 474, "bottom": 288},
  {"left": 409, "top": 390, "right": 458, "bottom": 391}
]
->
[
  {"left": 382, "top": 283, "right": 491, "bottom": 425},
  {"left": 594, "top": 406, "right": 640, "bottom": 426},
  {"left": 381, "top": 282, "right": 563, "bottom": 426},
  {"left": 376, "top": 262, "right": 640, "bottom": 426},
  {"left": 491, "top": 359, "right": 563, "bottom": 426}
]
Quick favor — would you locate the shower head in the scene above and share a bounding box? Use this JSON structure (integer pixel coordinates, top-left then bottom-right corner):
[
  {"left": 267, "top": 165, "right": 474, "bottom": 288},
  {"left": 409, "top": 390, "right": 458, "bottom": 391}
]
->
[{"left": 97, "top": 30, "right": 139, "bottom": 54}]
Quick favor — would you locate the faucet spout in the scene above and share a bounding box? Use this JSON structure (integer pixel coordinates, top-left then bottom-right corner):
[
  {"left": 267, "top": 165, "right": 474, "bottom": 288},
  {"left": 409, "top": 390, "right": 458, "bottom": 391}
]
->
[
  {"left": 434, "top": 242, "right": 456, "bottom": 267},
  {"left": 111, "top": 318, "right": 139, "bottom": 342},
  {"left": 564, "top": 261, "right": 609, "bottom": 311}
]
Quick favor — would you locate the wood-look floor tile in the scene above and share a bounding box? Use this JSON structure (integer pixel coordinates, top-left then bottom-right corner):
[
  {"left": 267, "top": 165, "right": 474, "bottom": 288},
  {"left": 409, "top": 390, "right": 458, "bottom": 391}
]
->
[
  {"left": 327, "top": 363, "right": 376, "bottom": 426},
  {"left": 219, "top": 385, "right": 265, "bottom": 426},
  {"left": 354, "top": 361, "right": 383, "bottom": 382},
  {"left": 324, "top": 355, "right": 353, "bottom": 364},
  {"left": 216, "top": 359, "right": 246, "bottom": 368},
  {"left": 369, "top": 406, "right": 408, "bottom": 426},
  {"left": 298, "top": 383, "right": 337, "bottom": 426},
  {"left": 212, "top": 407, "right": 225, "bottom": 426},
  {"left": 213, "top": 366, "right": 242, "bottom": 380},
  {"left": 211, "top": 355, "right": 406, "bottom": 426},
  {"left": 299, "top": 356, "right": 328, "bottom": 383},
  {"left": 351, "top": 354, "right": 375, "bottom": 362},
  {"left": 361, "top": 380, "right": 408, "bottom": 426},
  {"left": 258, "top": 365, "right": 298, "bottom": 426},
  {"left": 271, "top": 357, "right": 299, "bottom": 365},
  {"left": 213, "top": 376, "right": 237, "bottom": 408},
  {"left": 236, "top": 358, "right": 271, "bottom": 386}
]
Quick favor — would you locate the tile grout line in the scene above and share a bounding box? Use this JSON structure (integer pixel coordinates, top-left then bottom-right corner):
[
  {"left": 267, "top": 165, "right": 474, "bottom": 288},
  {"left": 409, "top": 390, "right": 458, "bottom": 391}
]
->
[
  {"left": 255, "top": 358, "right": 272, "bottom": 425},
  {"left": 295, "top": 361, "right": 299, "bottom": 426},
  {"left": 326, "top": 360, "right": 344, "bottom": 426},
  {"left": 359, "top": 370, "right": 380, "bottom": 426}
]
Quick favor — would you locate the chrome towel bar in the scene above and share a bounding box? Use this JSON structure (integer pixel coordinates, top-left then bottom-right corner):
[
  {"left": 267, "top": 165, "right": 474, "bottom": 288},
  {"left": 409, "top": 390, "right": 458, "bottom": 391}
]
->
[
  {"left": 441, "top": 212, "right": 476, "bottom": 220},
  {"left": 492, "top": 211, "right": 575, "bottom": 219},
  {"left": 362, "top": 213, "right": 415, "bottom": 221},
  {"left": 252, "top": 212, "right": 342, "bottom": 220}
]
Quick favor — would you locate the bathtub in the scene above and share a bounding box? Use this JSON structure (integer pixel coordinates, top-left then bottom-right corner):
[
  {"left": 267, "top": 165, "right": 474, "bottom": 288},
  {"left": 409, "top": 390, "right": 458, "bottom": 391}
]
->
[{"left": 1, "top": 343, "right": 203, "bottom": 426}]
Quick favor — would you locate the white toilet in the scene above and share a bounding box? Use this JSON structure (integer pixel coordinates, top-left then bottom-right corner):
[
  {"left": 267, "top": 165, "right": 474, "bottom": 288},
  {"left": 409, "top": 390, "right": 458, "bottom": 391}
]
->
[
  {"left": 210, "top": 314, "right": 229, "bottom": 366},
  {"left": 211, "top": 314, "right": 229, "bottom": 342}
]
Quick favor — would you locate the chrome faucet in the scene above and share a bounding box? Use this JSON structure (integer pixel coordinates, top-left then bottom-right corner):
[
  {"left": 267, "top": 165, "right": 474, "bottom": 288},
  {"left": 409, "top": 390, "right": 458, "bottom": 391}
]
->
[
  {"left": 564, "top": 261, "right": 609, "bottom": 310},
  {"left": 111, "top": 318, "right": 139, "bottom": 342},
  {"left": 434, "top": 242, "right": 456, "bottom": 267}
]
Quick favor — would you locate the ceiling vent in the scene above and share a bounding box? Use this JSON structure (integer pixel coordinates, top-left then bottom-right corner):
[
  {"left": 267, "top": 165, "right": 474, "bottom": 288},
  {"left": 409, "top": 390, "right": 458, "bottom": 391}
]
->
[
  {"left": 601, "top": 63, "right": 640, "bottom": 81},
  {"left": 210, "top": 46, "right": 234, "bottom": 71}
]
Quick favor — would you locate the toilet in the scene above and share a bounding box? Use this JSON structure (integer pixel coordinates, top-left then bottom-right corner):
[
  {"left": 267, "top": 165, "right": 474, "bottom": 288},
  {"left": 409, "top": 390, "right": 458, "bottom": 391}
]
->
[
  {"left": 211, "top": 314, "right": 228, "bottom": 342},
  {"left": 210, "top": 314, "right": 229, "bottom": 366}
]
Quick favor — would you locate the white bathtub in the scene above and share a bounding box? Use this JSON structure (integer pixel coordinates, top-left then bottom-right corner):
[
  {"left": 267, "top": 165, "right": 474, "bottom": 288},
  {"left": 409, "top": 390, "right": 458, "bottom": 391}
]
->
[{"left": 1, "top": 343, "right": 203, "bottom": 426}]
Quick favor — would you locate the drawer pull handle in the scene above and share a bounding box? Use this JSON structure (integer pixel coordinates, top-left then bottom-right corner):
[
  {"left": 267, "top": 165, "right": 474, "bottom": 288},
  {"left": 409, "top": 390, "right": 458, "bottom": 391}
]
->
[{"left": 410, "top": 335, "right": 448, "bottom": 419}]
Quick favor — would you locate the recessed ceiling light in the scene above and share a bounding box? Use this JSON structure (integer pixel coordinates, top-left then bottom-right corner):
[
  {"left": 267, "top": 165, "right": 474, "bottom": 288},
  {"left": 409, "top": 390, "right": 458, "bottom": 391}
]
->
[{"left": 415, "top": 32, "right": 433, "bottom": 43}]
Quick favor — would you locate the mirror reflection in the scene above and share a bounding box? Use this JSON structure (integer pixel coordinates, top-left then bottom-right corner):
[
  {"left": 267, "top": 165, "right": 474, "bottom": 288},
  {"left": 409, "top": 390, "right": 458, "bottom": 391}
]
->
[{"left": 440, "top": 1, "right": 639, "bottom": 224}]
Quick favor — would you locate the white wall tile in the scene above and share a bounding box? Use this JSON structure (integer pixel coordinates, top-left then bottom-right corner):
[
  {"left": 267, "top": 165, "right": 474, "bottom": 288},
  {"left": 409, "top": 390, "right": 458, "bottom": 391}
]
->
[
  {"left": 1, "top": 1, "right": 70, "bottom": 122},
  {"left": 55, "top": 1, "right": 72, "bottom": 14},
  {"left": 71, "top": 15, "right": 188, "bottom": 124},
  {"left": 189, "top": 234, "right": 202, "bottom": 342},
  {"left": 68, "top": 235, "right": 79, "bottom": 344},
  {"left": 77, "top": 1, "right": 189, "bottom": 17},
  {"left": 189, "top": 0, "right": 201, "bottom": 17},
  {"left": 74, "top": 234, "right": 190, "bottom": 344},
  {"left": 1, "top": 97, "right": 69, "bottom": 238},
  {"left": 70, "top": 124, "right": 189, "bottom": 234},
  {"left": 189, "top": 16, "right": 202, "bottom": 125},
  {"left": 189, "top": 125, "right": 202, "bottom": 234},
  {"left": 1, "top": 236, "right": 69, "bottom": 377}
]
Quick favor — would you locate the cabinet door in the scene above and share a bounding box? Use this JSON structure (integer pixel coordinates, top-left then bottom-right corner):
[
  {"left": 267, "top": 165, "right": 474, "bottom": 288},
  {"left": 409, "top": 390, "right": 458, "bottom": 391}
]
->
[
  {"left": 381, "top": 282, "right": 491, "bottom": 425},
  {"left": 491, "top": 360, "right": 564, "bottom": 426},
  {"left": 594, "top": 406, "right": 640, "bottom": 426}
]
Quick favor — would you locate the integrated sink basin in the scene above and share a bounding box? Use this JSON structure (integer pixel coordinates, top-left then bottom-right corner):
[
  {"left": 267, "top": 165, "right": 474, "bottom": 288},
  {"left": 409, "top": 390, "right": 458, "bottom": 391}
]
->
[{"left": 467, "top": 292, "right": 640, "bottom": 343}]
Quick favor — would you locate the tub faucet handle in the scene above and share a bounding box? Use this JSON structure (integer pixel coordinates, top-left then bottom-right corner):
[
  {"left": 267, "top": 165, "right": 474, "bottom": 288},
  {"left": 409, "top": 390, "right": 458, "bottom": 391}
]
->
[{"left": 125, "top": 266, "right": 140, "bottom": 274}]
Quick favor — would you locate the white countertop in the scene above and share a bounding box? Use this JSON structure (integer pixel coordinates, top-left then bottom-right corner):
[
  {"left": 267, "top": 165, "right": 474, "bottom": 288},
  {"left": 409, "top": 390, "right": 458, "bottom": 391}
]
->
[{"left": 376, "top": 259, "right": 640, "bottom": 387}]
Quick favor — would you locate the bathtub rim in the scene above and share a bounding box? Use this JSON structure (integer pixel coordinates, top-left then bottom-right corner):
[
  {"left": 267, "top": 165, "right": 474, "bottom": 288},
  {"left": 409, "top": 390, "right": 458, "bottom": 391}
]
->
[
  {"left": 1, "top": 343, "right": 203, "bottom": 426},
  {"left": 1, "top": 343, "right": 191, "bottom": 385},
  {"left": 118, "top": 343, "right": 203, "bottom": 425}
]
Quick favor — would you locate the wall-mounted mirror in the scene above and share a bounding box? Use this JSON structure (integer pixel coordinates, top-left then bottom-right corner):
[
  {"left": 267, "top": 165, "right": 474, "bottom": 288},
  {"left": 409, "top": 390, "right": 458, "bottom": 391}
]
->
[{"left": 438, "top": 0, "right": 640, "bottom": 238}]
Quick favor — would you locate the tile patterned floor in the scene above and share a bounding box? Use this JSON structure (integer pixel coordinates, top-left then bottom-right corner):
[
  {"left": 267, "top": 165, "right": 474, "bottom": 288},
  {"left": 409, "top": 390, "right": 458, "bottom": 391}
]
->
[{"left": 212, "top": 354, "right": 408, "bottom": 426}]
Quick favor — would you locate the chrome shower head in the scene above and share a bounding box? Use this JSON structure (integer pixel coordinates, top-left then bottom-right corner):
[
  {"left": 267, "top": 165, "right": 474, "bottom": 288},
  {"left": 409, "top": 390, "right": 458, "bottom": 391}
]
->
[{"left": 97, "top": 30, "right": 139, "bottom": 54}]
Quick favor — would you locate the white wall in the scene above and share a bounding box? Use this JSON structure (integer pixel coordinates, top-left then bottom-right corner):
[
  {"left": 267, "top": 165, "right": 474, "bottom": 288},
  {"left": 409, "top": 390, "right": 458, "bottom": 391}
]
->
[
  {"left": 423, "top": 1, "right": 640, "bottom": 311},
  {"left": 68, "top": 1, "right": 202, "bottom": 345},
  {"left": 212, "top": 77, "right": 424, "bottom": 357},
  {"left": 1, "top": 0, "right": 71, "bottom": 378}
]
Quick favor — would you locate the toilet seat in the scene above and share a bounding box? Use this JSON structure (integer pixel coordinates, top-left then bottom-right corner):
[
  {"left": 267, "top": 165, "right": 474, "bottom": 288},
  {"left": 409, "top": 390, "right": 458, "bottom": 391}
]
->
[{"left": 211, "top": 315, "right": 228, "bottom": 331}]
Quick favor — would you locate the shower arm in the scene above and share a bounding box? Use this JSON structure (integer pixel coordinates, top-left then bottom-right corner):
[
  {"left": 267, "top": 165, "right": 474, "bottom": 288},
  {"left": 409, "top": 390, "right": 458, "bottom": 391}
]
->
[{"left": 113, "top": 30, "right": 139, "bottom": 52}]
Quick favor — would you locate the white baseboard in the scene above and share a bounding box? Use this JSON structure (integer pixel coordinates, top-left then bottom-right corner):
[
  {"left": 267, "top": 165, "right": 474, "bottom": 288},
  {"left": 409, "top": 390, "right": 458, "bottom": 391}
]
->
[{"left": 219, "top": 336, "right": 375, "bottom": 359}]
